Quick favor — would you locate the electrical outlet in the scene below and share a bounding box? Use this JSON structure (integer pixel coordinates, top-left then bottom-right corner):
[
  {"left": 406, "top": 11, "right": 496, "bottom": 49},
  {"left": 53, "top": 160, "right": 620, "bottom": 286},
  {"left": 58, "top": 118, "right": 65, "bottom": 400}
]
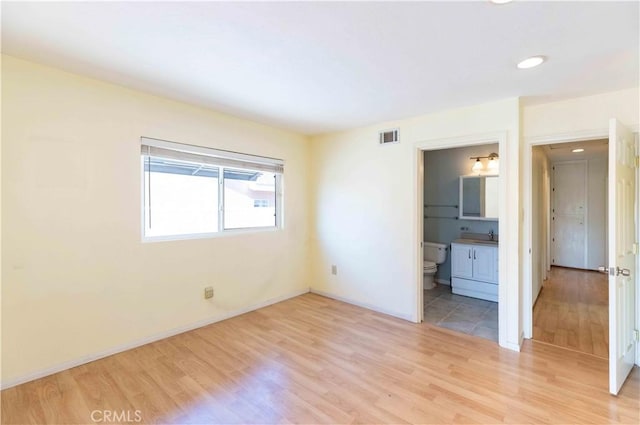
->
[
  {"left": 331, "top": 265, "right": 337, "bottom": 275},
  {"left": 204, "top": 286, "right": 214, "bottom": 299}
]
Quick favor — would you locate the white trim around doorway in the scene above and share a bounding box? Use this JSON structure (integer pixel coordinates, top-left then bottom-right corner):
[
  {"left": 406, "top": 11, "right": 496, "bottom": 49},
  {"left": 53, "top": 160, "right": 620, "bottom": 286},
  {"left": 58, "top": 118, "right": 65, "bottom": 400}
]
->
[
  {"left": 522, "top": 130, "right": 608, "bottom": 340},
  {"left": 413, "top": 131, "right": 517, "bottom": 351}
]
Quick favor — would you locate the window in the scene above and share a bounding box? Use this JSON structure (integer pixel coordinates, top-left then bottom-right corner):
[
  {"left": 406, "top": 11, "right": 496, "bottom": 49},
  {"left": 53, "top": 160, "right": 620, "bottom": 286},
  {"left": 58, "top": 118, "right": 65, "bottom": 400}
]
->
[
  {"left": 141, "top": 137, "right": 283, "bottom": 240},
  {"left": 224, "top": 170, "right": 276, "bottom": 229}
]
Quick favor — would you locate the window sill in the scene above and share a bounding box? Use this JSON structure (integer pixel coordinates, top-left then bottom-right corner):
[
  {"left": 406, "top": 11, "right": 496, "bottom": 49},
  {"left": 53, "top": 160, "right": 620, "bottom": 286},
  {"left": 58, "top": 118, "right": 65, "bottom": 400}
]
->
[{"left": 141, "top": 226, "right": 281, "bottom": 243}]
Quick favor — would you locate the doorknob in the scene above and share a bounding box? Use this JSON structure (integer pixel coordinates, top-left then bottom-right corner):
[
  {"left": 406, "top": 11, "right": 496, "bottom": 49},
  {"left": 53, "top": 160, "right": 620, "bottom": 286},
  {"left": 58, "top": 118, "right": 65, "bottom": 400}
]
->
[
  {"left": 616, "top": 267, "right": 631, "bottom": 277},
  {"left": 598, "top": 266, "right": 631, "bottom": 277}
]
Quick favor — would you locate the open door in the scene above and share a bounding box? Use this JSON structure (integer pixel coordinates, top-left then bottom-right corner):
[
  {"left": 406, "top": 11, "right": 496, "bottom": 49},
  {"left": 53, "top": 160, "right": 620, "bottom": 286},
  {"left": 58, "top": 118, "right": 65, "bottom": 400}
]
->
[{"left": 605, "top": 118, "right": 637, "bottom": 395}]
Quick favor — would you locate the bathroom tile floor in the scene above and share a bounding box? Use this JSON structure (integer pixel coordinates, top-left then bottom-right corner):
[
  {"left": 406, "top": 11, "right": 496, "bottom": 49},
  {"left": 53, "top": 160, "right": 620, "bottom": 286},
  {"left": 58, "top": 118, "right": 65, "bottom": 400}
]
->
[{"left": 424, "top": 284, "right": 498, "bottom": 342}]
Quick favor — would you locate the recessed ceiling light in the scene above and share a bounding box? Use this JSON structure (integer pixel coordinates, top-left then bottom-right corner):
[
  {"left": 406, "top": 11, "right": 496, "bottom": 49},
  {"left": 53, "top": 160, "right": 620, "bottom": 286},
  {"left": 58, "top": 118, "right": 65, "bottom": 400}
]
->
[
  {"left": 572, "top": 148, "right": 584, "bottom": 153},
  {"left": 490, "top": 0, "right": 513, "bottom": 4},
  {"left": 517, "top": 56, "right": 546, "bottom": 69}
]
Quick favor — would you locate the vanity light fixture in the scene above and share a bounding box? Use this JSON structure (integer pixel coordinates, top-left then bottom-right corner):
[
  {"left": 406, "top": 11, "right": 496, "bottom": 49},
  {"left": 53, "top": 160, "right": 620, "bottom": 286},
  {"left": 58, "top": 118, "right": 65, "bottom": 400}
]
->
[
  {"left": 490, "top": 0, "right": 513, "bottom": 4},
  {"left": 572, "top": 148, "right": 585, "bottom": 153},
  {"left": 487, "top": 153, "right": 499, "bottom": 170},
  {"left": 470, "top": 153, "right": 499, "bottom": 173},
  {"left": 472, "top": 158, "right": 483, "bottom": 172}
]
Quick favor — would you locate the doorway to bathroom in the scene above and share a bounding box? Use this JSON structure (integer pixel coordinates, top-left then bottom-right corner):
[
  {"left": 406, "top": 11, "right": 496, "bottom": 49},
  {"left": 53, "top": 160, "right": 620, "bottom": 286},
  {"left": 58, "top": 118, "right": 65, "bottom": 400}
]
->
[
  {"left": 420, "top": 143, "right": 500, "bottom": 342},
  {"left": 529, "top": 139, "right": 610, "bottom": 357}
]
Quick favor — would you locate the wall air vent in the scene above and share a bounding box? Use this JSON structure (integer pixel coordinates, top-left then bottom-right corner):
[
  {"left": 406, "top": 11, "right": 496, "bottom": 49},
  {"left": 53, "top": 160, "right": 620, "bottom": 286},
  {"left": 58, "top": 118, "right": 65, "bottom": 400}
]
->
[{"left": 379, "top": 128, "right": 400, "bottom": 145}]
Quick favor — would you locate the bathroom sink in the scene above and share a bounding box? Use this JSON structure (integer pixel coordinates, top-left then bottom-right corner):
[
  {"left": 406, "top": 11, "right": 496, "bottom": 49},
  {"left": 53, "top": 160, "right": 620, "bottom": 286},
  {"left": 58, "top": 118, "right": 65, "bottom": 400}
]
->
[
  {"left": 455, "top": 231, "right": 499, "bottom": 246},
  {"left": 453, "top": 238, "right": 499, "bottom": 246}
]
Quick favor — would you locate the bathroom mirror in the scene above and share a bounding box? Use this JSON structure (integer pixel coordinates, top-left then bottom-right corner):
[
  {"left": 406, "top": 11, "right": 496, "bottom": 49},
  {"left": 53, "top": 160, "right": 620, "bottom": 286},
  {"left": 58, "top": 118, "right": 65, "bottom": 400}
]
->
[{"left": 459, "top": 175, "right": 499, "bottom": 220}]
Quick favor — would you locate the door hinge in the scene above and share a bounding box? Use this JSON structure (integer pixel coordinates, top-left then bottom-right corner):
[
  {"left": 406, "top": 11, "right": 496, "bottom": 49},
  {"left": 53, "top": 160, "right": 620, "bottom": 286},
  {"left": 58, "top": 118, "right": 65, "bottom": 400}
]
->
[
  {"left": 633, "top": 243, "right": 639, "bottom": 255},
  {"left": 635, "top": 156, "right": 639, "bottom": 168},
  {"left": 634, "top": 329, "right": 639, "bottom": 342}
]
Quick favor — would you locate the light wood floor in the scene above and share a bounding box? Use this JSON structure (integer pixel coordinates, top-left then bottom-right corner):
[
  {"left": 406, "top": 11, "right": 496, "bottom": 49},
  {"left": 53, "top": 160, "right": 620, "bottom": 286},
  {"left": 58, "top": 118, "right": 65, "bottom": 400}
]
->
[
  {"left": 533, "top": 266, "right": 609, "bottom": 357},
  {"left": 2, "top": 293, "right": 638, "bottom": 424}
]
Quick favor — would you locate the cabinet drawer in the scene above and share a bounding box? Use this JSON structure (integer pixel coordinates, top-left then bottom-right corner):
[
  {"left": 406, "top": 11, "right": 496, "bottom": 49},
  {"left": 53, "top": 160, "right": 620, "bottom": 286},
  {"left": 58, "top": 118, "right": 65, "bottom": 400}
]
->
[{"left": 451, "top": 277, "right": 498, "bottom": 302}]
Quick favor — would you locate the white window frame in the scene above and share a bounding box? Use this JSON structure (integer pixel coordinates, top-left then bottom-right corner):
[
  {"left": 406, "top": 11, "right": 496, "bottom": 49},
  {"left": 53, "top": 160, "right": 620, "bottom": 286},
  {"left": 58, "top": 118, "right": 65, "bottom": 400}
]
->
[{"left": 140, "top": 137, "right": 284, "bottom": 242}]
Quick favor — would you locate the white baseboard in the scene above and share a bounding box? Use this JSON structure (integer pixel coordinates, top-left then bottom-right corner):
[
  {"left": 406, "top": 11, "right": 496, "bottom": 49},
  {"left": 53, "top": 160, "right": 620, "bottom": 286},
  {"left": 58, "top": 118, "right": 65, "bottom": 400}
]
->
[
  {"left": 500, "top": 330, "right": 525, "bottom": 352},
  {"left": 500, "top": 341, "right": 522, "bottom": 352},
  {"left": 310, "top": 288, "right": 413, "bottom": 322},
  {"left": 435, "top": 278, "right": 451, "bottom": 286},
  {"left": 0, "top": 287, "right": 310, "bottom": 390}
]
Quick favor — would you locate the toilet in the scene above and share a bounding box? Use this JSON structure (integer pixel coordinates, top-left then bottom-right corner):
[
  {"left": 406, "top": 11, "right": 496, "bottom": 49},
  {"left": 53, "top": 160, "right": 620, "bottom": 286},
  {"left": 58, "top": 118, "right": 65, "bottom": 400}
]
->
[{"left": 423, "top": 241, "right": 448, "bottom": 290}]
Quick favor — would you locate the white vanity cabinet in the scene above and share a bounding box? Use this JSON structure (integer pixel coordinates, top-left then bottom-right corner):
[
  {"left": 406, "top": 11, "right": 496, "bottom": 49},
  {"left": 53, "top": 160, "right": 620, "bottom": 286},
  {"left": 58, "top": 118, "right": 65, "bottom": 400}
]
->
[{"left": 450, "top": 241, "right": 498, "bottom": 302}]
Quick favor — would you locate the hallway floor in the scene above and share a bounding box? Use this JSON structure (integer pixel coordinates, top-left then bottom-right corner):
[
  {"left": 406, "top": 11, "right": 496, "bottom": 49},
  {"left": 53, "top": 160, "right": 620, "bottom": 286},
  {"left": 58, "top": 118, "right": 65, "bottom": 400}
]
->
[
  {"left": 423, "top": 284, "right": 498, "bottom": 342},
  {"left": 533, "top": 266, "right": 608, "bottom": 358}
]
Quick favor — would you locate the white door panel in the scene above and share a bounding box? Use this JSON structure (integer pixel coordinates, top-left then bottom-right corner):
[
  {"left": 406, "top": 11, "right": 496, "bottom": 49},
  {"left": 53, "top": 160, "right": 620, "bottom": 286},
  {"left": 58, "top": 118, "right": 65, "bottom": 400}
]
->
[
  {"left": 608, "top": 118, "right": 637, "bottom": 395},
  {"left": 554, "top": 161, "right": 586, "bottom": 215},
  {"left": 553, "top": 161, "right": 587, "bottom": 269},
  {"left": 554, "top": 215, "right": 585, "bottom": 268}
]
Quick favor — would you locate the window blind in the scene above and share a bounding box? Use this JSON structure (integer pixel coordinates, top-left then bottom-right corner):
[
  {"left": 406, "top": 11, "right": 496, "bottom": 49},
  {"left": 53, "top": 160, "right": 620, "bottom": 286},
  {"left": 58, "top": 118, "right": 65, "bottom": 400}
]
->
[{"left": 140, "top": 137, "right": 284, "bottom": 174}]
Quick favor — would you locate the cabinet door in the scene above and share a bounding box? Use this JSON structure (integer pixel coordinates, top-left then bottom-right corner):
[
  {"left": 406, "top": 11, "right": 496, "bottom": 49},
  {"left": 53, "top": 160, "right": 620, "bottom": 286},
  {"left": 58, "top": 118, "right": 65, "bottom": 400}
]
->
[
  {"left": 451, "top": 244, "right": 473, "bottom": 279},
  {"left": 472, "top": 246, "right": 498, "bottom": 283}
]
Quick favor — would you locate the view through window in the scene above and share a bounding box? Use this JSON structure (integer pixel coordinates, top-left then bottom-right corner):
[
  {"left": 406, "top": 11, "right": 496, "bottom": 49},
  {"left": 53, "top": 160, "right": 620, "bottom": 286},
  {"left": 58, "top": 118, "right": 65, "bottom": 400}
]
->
[{"left": 141, "top": 139, "right": 282, "bottom": 240}]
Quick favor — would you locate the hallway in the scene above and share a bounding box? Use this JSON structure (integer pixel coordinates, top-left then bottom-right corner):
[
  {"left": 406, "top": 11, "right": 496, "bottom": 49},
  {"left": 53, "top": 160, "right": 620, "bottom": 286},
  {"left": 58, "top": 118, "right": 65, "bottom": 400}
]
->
[{"left": 533, "top": 266, "right": 608, "bottom": 357}]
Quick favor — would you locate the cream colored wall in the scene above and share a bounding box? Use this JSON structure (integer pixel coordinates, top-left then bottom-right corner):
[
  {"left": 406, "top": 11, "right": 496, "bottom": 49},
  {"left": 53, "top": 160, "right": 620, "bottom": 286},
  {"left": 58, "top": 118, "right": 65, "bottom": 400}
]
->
[
  {"left": 523, "top": 88, "right": 639, "bottom": 139},
  {"left": 0, "top": 54, "right": 3, "bottom": 383},
  {"left": 1, "top": 56, "right": 311, "bottom": 385},
  {"left": 531, "top": 146, "right": 550, "bottom": 304},
  {"left": 309, "top": 98, "right": 521, "bottom": 349}
]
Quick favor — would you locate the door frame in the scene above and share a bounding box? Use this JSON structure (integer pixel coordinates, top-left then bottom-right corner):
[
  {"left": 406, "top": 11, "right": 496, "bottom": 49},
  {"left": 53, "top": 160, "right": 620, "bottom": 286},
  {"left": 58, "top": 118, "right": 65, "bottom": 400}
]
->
[
  {"left": 523, "top": 128, "right": 640, "bottom": 367},
  {"left": 523, "top": 130, "right": 606, "bottom": 339},
  {"left": 414, "top": 131, "right": 513, "bottom": 349}
]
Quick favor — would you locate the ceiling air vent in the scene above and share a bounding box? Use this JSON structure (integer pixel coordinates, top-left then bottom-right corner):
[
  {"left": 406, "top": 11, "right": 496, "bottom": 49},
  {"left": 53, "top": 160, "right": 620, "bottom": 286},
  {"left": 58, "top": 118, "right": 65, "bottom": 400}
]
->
[{"left": 379, "top": 128, "right": 399, "bottom": 145}]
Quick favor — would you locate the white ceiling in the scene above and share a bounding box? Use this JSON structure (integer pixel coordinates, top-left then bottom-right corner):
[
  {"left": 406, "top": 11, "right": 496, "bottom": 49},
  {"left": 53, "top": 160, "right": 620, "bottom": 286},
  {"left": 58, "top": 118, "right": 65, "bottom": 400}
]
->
[
  {"left": 2, "top": 1, "right": 638, "bottom": 135},
  {"left": 543, "top": 139, "right": 608, "bottom": 162}
]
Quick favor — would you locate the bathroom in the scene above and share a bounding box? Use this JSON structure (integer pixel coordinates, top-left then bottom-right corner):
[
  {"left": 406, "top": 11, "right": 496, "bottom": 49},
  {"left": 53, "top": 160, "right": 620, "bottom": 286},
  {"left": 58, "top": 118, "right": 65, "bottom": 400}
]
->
[{"left": 422, "top": 144, "right": 499, "bottom": 341}]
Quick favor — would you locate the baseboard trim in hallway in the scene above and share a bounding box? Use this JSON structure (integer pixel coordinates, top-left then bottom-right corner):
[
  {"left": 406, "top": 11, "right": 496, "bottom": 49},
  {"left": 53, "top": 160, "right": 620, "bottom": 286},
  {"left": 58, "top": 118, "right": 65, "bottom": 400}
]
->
[
  {"left": 530, "top": 338, "right": 608, "bottom": 360},
  {"left": 0, "top": 287, "right": 310, "bottom": 391}
]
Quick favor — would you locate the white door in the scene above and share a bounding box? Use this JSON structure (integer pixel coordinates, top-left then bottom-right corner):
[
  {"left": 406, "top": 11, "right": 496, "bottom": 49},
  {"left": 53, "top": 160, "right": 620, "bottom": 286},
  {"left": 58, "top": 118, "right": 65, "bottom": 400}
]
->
[
  {"left": 552, "top": 161, "right": 587, "bottom": 268},
  {"left": 473, "top": 246, "right": 498, "bottom": 283},
  {"left": 451, "top": 244, "right": 473, "bottom": 279},
  {"left": 607, "top": 118, "right": 637, "bottom": 395}
]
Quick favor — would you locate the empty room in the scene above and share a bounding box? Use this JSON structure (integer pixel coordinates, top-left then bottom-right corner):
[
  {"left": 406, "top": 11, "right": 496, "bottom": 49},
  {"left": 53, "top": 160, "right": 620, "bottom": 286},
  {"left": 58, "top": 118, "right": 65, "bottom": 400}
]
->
[{"left": 1, "top": 1, "right": 639, "bottom": 424}]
